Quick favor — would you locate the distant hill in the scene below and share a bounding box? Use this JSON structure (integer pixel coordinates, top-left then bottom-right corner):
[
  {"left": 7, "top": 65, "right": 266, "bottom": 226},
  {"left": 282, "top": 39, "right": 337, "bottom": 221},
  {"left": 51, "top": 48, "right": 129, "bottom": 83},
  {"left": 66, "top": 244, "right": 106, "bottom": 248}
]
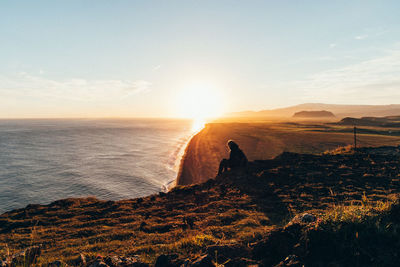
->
[
  {"left": 336, "top": 116, "right": 400, "bottom": 127},
  {"left": 292, "top": 110, "right": 335, "bottom": 118},
  {"left": 226, "top": 103, "right": 400, "bottom": 119}
]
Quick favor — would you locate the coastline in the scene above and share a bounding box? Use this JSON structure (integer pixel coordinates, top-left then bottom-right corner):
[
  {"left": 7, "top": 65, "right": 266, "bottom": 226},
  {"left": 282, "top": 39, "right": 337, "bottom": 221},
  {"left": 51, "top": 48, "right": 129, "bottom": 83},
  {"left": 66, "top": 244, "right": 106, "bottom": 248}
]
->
[
  {"left": 174, "top": 123, "right": 208, "bottom": 187},
  {"left": 175, "top": 123, "right": 226, "bottom": 185},
  {"left": 175, "top": 131, "right": 200, "bottom": 186},
  {"left": 164, "top": 130, "right": 199, "bottom": 190}
]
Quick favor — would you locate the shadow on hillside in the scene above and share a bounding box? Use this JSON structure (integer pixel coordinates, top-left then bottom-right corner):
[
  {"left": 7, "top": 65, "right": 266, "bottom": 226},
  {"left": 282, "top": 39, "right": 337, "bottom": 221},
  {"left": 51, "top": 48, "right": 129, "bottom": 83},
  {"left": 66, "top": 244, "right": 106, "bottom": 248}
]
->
[{"left": 218, "top": 160, "right": 291, "bottom": 225}]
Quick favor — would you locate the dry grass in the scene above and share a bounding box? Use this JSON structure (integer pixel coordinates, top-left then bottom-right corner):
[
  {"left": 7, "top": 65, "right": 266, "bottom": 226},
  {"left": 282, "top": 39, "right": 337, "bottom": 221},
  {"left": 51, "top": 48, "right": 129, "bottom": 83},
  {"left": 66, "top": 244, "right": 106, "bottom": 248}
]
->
[{"left": 2, "top": 148, "right": 400, "bottom": 265}]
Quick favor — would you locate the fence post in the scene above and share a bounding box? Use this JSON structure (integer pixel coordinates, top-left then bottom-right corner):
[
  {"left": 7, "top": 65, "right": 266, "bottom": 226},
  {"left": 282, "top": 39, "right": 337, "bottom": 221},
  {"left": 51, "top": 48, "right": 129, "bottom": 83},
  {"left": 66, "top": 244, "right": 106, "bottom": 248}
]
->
[{"left": 354, "top": 126, "right": 357, "bottom": 151}]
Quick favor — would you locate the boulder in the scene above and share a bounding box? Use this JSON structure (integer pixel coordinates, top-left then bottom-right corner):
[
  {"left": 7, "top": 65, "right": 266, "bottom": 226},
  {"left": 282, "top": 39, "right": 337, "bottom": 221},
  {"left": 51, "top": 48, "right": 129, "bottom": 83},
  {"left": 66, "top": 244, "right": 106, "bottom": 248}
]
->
[
  {"left": 289, "top": 213, "right": 317, "bottom": 224},
  {"left": 300, "top": 213, "right": 316, "bottom": 223}
]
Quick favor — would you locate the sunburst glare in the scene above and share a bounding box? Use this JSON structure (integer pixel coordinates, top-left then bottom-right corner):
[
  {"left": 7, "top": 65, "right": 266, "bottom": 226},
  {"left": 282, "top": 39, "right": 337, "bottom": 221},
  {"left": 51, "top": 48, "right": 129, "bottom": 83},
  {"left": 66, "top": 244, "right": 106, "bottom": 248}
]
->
[{"left": 176, "top": 82, "right": 225, "bottom": 132}]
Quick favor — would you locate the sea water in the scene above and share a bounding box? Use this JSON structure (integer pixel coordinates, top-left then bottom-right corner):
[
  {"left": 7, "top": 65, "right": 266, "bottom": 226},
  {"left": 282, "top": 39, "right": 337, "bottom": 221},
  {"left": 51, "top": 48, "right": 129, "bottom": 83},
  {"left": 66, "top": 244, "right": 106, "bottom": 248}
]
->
[{"left": 0, "top": 118, "right": 194, "bottom": 213}]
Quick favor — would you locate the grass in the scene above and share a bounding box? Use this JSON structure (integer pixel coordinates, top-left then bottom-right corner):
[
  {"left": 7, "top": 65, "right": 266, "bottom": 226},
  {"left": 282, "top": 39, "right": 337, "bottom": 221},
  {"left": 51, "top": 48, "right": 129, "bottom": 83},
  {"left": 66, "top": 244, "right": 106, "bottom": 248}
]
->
[
  {"left": 299, "top": 196, "right": 400, "bottom": 266},
  {"left": 322, "top": 195, "right": 395, "bottom": 224},
  {"left": 323, "top": 144, "right": 355, "bottom": 155}
]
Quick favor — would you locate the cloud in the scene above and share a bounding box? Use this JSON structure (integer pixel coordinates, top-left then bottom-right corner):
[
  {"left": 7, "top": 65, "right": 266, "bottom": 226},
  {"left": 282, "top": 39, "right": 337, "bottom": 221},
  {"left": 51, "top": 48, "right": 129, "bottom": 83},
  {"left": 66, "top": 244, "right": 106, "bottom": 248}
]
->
[
  {"left": 329, "top": 43, "right": 337, "bottom": 48},
  {"left": 0, "top": 72, "right": 151, "bottom": 102},
  {"left": 153, "top": 65, "right": 161, "bottom": 71},
  {"left": 284, "top": 45, "right": 400, "bottom": 104},
  {"left": 355, "top": 34, "right": 368, "bottom": 40}
]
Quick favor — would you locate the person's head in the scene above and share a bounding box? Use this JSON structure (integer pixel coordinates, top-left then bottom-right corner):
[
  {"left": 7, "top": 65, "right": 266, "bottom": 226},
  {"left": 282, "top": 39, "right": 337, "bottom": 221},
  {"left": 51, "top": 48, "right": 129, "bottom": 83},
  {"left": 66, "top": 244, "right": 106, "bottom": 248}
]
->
[{"left": 227, "top": 140, "right": 239, "bottom": 150}]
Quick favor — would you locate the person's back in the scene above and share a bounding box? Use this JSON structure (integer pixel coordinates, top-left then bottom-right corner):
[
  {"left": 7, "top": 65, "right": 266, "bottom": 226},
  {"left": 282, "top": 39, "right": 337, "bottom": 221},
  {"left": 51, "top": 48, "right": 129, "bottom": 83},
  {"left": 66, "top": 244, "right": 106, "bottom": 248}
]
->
[
  {"left": 218, "top": 140, "right": 248, "bottom": 175},
  {"left": 229, "top": 145, "right": 247, "bottom": 169}
]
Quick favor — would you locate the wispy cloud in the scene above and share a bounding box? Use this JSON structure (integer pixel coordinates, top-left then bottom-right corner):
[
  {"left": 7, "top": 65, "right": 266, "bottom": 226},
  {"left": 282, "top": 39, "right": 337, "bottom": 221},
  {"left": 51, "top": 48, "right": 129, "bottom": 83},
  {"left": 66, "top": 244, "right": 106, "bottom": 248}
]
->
[
  {"left": 153, "top": 65, "right": 161, "bottom": 71},
  {"left": 355, "top": 34, "right": 368, "bottom": 40},
  {"left": 285, "top": 45, "right": 400, "bottom": 104},
  {"left": 0, "top": 72, "right": 151, "bottom": 102}
]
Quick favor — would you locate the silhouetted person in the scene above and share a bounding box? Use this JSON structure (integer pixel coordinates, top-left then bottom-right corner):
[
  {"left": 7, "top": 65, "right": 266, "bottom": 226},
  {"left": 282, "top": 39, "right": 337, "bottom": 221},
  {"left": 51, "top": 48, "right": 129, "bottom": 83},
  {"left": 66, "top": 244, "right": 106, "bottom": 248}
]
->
[{"left": 218, "top": 140, "right": 248, "bottom": 175}]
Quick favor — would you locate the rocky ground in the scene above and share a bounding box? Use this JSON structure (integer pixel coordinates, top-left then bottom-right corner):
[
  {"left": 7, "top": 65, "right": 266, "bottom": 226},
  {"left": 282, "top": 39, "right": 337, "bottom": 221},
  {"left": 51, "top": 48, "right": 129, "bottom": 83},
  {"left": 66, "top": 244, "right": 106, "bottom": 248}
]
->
[{"left": 1, "top": 147, "right": 400, "bottom": 266}]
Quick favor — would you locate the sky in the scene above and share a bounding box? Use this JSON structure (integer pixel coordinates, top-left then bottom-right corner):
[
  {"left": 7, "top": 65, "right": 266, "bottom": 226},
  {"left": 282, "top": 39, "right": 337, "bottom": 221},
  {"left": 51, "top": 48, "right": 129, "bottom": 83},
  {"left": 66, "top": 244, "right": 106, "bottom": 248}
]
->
[{"left": 1, "top": 0, "right": 400, "bottom": 118}]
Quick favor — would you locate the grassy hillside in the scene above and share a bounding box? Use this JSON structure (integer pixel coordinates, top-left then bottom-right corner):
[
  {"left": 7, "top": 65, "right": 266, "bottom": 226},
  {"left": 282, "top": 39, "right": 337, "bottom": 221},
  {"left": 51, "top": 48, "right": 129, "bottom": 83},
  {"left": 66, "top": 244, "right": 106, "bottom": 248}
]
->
[{"left": 1, "top": 148, "right": 400, "bottom": 266}]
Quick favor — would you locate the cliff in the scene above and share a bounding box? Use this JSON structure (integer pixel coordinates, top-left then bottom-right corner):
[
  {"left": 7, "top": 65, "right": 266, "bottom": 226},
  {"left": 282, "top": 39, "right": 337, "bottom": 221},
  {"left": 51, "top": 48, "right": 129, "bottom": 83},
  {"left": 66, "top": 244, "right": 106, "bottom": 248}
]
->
[{"left": 1, "top": 147, "right": 400, "bottom": 266}]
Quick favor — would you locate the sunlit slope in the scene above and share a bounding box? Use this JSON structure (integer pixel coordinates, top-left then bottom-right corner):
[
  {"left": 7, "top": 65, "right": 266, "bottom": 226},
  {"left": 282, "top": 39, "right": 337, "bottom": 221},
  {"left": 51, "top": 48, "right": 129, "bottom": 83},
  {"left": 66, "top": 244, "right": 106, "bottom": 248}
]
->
[{"left": 177, "top": 122, "right": 400, "bottom": 185}]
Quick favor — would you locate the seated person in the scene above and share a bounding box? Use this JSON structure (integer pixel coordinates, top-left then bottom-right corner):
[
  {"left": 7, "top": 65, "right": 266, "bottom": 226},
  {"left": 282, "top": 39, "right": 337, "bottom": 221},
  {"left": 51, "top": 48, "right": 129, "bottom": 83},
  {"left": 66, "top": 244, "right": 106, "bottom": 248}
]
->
[{"left": 218, "top": 140, "right": 248, "bottom": 175}]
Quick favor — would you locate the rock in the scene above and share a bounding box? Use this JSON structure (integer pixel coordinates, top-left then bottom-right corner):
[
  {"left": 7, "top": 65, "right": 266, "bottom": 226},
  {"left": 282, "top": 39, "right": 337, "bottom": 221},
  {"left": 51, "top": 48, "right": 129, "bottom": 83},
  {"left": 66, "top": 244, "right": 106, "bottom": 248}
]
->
[
  {"left": 190, "top": 254, "right": 213, "bottom": 266},
  {"left": 289, "top": 213, "right": 317, "bottom": 225},
  {"left": 103, "top": 255, "right": 147, "bottom": 267},
  {"left": 300, "top": 213, "right": 316, "bottom": 223}
]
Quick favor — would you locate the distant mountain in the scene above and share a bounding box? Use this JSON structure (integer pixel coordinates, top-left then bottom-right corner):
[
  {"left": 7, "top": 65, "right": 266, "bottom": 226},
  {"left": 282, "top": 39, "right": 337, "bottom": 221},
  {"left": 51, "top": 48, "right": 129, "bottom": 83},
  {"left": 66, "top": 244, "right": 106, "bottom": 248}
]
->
[
  {"left": 336, "top": 116, "right": 400, "bottom": 127},
  {"left": 226, "top": 103, "right": 400, "bottom": 118},
  {"left": 292, "top": 110, "right": 335, "bottom": 118}
]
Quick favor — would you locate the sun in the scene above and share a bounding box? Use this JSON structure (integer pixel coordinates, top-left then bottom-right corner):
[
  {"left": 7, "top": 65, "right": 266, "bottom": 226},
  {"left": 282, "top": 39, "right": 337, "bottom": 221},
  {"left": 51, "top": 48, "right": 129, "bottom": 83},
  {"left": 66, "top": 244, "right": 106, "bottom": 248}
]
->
[{"left": 175, "top": 82, "right": 225, "bottom": 132}]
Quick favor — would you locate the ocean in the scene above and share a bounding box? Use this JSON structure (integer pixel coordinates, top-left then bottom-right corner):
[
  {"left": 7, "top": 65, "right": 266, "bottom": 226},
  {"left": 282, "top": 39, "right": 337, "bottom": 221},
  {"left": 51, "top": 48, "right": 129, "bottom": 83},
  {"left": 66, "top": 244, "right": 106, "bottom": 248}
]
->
[{"left": 0, "top": 118, "right": 194, "bottom": 213}]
